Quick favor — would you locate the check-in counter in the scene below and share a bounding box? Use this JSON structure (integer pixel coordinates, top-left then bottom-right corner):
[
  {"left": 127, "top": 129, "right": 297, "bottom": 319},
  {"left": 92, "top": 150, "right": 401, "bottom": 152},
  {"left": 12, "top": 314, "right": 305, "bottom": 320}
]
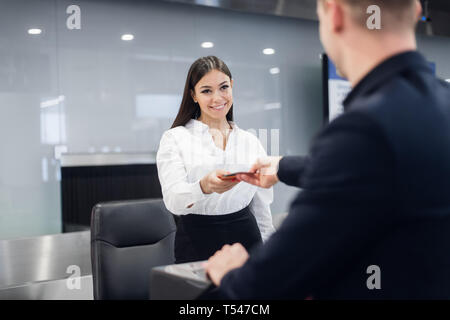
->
[
  {"left": 151, "top": 261, "right": 211, "bottom": 300},
  {"left": 0, "top": 231, "right": 93, "bottom": 299}
]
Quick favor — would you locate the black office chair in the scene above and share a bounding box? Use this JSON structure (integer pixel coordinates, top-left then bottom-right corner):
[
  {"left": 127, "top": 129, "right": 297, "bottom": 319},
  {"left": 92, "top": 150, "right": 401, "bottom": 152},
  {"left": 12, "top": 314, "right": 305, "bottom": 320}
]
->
[{"left": 90, "top": 198, "right": 176, "bottom": 300}]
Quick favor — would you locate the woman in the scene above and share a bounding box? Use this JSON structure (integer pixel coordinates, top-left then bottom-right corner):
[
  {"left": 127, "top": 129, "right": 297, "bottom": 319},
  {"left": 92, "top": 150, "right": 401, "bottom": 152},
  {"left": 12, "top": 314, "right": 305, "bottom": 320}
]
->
[{"left": 156, "top": 56, "right": 275, "bottom": 264}]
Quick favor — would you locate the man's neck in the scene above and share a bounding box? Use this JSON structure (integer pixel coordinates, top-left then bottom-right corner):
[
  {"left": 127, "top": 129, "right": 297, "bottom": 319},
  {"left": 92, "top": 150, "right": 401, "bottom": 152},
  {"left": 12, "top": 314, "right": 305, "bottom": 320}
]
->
[{"left": 342, "top": 32, "right": 417, "bottom": 87}]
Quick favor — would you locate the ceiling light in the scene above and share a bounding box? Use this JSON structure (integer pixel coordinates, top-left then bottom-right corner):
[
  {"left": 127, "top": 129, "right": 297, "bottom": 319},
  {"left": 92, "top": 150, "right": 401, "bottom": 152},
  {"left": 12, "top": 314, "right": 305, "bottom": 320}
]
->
[
  {"left": 121, "top": 34, "right": 134, "bottom": 41},
  {"left": 28, "top": 28, "right": 42, "bottom": 35},
  {"left": 201, "top": 42, "right": 214, "bottom": 48},
  {"left": 263, "top": 48, "right": 275, "bottom": 55},
  {"left": 270, "top": 67, "right": 280, "bottom": 75}
]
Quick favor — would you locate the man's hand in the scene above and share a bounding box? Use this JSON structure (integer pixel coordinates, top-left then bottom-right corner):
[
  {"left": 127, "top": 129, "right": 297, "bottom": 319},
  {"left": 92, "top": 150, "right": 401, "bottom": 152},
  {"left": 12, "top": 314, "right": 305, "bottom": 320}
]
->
[
  {"left": 204, "top": 243, "right": 249, "bottom": 286},
  {"left": 237, "top": 156, "right": 282, "bottom": 188}
]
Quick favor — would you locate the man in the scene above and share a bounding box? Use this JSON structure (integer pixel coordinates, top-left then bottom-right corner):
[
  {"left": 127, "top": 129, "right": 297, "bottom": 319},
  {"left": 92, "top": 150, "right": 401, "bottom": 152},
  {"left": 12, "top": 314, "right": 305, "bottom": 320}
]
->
[{"left": 204, "top": 0, "right": 450, "bottom": 299}]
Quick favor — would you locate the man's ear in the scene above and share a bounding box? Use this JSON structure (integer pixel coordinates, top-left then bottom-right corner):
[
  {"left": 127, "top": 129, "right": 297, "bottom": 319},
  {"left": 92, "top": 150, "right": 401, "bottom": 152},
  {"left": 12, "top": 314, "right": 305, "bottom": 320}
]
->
[
  {"left": 328, "top": 0, "right": 345, "bottom": 32},
  {"left": 415, "top": 0, "right": 423, "bottom": 23}
]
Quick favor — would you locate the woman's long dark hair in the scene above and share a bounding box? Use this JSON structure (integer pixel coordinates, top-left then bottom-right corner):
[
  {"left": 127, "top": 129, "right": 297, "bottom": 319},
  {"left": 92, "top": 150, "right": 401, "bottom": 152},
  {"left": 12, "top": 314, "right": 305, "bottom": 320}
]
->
[{"left": 171, "top": 56, "right": 233, "bottom": 128}]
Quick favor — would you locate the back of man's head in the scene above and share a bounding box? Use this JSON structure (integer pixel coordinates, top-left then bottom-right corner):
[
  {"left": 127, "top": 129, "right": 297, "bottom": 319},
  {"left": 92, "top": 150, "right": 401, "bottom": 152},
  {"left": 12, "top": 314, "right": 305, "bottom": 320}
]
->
[{"left": 317, "top": 0, "right": 421, "bottom": 85}]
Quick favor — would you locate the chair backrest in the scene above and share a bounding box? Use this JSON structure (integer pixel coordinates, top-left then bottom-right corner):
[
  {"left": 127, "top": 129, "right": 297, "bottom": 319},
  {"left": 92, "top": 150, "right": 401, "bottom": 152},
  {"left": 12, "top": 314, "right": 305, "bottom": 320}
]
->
[{"left": 90, "top": 198, "right": 176, "bottom": 300}]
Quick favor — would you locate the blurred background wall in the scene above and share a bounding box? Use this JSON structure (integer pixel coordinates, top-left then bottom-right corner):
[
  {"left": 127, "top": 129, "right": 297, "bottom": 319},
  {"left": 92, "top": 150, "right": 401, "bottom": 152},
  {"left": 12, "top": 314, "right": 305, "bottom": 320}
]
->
[{"left": 0, "top": 0, "right": 449, "bottom": 239}]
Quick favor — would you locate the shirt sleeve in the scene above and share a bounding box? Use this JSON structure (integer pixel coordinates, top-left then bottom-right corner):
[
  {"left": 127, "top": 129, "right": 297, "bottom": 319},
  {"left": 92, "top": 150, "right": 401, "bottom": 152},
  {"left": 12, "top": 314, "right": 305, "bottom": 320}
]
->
[
  {"left": 249, "top": 187, "right": 275, "bottom": 242},
  {"left": 156, "top": 130, "right": 208, "bottom": 215},
  {"left": 277, "top": 156, "right": 310, "bottom": 188},
  {"left": 249, "top": 136, "right": 275, "bottom": 242}
]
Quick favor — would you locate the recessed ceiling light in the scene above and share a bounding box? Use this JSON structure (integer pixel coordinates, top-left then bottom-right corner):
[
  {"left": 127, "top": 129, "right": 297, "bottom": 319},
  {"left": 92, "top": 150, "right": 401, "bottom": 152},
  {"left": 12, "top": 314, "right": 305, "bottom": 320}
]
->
[
  {"left": 201, "top": 41, "right": 214, "bottom": 48},
  {"left": 270, "top": 67, "right": 280, "bottom": 75},
  {"left": 446, "top": 79, "right": 450, "bottom": 83},
  {"left": 263, "top": 48, "right": 275, "bottom": 55},
  {"left": 28, "top": 28, "right": 42, "bottom": 35},
  {"left": 121, "top": 34, "right": 134, "bottom": 41}
]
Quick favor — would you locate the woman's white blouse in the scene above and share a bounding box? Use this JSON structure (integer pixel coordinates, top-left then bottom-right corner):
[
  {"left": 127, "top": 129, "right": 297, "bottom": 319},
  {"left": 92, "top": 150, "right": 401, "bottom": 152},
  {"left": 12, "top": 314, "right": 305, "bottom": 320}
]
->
[{"left": 156, "top": 119, "right": 275, "bottom": 241}]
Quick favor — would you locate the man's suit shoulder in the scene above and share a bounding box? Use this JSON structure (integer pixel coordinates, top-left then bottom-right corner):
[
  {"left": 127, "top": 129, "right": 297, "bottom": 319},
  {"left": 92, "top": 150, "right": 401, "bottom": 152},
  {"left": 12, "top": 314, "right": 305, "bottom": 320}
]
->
[
  {"left": 327, "top": 72, "right": 450, "bottom": 153},
  {"left": 348, "top": 71, "right": 449, "bottom": 124}
]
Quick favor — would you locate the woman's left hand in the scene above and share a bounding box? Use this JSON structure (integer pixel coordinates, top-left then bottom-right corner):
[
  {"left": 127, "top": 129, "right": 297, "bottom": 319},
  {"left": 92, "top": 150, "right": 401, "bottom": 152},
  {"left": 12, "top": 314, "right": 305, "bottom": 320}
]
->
[{"left": 200, "top": 169, "right": 240, "bottom": 194}]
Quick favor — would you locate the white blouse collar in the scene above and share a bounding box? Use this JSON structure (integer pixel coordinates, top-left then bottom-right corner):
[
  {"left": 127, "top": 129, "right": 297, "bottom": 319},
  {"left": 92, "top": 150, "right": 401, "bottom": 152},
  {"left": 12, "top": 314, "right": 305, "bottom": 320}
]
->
[{"left": 185, "top": 119, "right": 238, "bottom": 132}]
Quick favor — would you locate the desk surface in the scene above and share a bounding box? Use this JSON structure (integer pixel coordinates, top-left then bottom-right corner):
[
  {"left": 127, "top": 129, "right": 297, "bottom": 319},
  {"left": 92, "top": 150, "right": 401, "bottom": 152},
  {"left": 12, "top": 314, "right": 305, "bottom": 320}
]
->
[
  {"left": 0, "top": 231, "right": 91, "bottom": 289},
  {"left": 0, "top": 275, "right": 93, "bottom": 300}
]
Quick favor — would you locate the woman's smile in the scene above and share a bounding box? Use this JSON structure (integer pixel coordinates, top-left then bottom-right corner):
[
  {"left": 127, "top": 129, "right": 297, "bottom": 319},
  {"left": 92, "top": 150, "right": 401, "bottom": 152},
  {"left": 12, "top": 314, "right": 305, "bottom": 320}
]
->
[{"left": 210, "top": 103, "right": 226, "bottom": 111}]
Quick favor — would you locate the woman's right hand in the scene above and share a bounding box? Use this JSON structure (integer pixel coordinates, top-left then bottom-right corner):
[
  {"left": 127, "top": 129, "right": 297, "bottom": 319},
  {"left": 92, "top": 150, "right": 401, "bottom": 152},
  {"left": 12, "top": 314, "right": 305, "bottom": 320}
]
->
[{"left": 200, "top": 169, "right": 240, "bottom": 194}]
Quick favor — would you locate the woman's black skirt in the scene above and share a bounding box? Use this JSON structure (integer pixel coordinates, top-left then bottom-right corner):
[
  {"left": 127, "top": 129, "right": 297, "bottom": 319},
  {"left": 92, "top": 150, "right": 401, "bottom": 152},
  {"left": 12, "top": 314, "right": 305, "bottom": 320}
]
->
[{"left": 174, "top": 206, "right": 262, "bottom": 264}]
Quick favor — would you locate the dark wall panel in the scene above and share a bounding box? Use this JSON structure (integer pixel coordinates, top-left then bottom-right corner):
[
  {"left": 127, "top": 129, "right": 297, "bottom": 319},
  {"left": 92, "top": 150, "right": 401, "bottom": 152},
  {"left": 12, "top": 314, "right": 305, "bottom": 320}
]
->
[{"left": 61, "top": 164, "right": 162, "bottom": 231}]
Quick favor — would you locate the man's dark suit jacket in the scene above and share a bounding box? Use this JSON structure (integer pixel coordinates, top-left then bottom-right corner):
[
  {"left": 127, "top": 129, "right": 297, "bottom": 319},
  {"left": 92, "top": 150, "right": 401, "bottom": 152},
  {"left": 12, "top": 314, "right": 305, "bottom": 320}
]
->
[{"left": 217, "top": 51, "right": 450, "bottom": 299}]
